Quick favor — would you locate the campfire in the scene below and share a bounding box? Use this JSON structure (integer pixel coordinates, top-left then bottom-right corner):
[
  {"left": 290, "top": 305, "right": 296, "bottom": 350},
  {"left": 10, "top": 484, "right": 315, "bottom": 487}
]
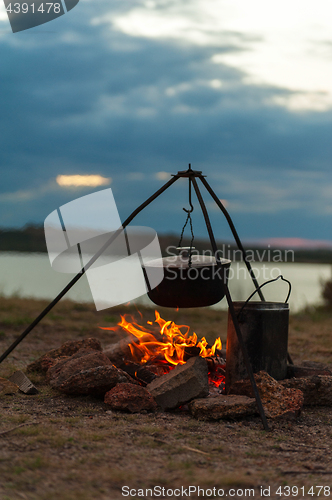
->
[
  {"left": 4, "top": 166, "right": 332, "bottom": 430},
  {"left": 100, "top": 311, "right": 226, "bottom": 390},
  {"left": 23, "top": 304, "right": 332, "bottom": 422}
]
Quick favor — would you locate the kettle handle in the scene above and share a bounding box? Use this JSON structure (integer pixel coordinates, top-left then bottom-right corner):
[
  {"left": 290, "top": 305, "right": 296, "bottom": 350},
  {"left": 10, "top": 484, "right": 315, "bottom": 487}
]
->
[{"left": 237, "top": 275, "right": 291, "bottom": 318}]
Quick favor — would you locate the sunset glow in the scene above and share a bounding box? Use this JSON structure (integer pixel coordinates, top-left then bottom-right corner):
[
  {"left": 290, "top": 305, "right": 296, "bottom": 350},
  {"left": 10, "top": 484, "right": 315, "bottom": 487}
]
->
[{"left": 56, "top": 175, "right": 111, "bottom": 188}]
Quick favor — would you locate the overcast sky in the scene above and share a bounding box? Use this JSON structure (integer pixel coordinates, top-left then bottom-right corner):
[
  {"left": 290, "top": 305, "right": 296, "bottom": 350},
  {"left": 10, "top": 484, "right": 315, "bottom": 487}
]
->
[{"left": 0, "top": 0, "right": 332, "bottom": 245}]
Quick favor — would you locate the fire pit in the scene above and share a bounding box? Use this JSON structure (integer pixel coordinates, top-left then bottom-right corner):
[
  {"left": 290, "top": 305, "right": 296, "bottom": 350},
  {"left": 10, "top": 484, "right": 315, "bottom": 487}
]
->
[
  {"left": 101, "top": 310, "right": 226, "bottom": 390},
  {"left": 24, "top": 304, "right": 329, "bottom": 422}
]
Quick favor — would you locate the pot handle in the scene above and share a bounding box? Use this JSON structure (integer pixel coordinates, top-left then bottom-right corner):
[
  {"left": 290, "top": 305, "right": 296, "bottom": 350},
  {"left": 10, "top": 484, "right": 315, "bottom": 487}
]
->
[{"left": 237, "top": 274, "right": 291, "bottom": 318}]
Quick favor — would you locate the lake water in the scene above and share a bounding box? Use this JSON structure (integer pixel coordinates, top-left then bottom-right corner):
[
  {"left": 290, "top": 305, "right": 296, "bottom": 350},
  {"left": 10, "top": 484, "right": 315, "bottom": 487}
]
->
[{"left": 0, "top": 252, "right": 331, "bottom": 313}]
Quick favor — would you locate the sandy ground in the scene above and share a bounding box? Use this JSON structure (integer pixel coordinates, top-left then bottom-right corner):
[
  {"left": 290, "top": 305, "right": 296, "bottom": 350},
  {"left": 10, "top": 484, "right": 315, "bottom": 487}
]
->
[{"left": 0, "top": 297, "right": 331, "bottom": 500}]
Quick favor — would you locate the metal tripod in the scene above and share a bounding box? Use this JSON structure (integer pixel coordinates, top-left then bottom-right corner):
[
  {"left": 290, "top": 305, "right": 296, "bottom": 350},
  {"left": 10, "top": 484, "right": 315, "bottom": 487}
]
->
[{"left": 0, "top": 165, "right": 270, "bottom": 430}]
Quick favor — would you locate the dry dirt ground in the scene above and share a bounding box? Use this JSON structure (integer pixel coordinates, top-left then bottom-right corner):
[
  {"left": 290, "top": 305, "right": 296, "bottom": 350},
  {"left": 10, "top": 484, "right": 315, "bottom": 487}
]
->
[{"left": 0, "top": 297, "right": 331, "bottom": 500}]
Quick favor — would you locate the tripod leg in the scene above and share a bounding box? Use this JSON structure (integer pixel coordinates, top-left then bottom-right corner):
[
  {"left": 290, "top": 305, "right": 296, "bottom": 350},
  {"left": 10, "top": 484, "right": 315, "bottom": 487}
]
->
[
  {"left": 191, "top": 176, "right": 269, "bottom": 431},
  {"left": 0, "top": 174, "right": 181, "bottom": 365},
  {"left": 198, "top": 175, "right": 265, "bottom": 301}
]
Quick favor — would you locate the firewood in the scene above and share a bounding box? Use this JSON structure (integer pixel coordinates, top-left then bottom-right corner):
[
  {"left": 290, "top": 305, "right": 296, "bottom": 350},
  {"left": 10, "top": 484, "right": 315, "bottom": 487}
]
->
[
  {"left": 103, "top": 338, "right": 137, "bottom": 367},
  {"left": 119, "top": 361, "right": 157, "bottom": 385},
  {"left": 205, "top": 356, "right": 226, "bottom": 370},
  {"left": 183, "top": 346, "right": 201, "bottom": 360},
  {"left": 103, "top": 330, "right": 165, "bottom": 367}
]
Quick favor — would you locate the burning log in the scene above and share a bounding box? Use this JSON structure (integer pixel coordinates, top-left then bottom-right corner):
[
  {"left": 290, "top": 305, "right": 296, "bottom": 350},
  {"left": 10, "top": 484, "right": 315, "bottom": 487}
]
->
[
  {"left": 205, "top": 356, "right": 226, "bottom": 392},
  {"left": 103, "top": 338, "right": 138, "bottom": 367},
  {"left": 119, "top": 360, "right": 157, "bottom": 385},
  {"left": 215, "top": 348, "right": 226, "bottom": 359},
  {"left": 183, "top": 345, "right": 201, "bottom": 360},
  {"left": 205, "top": 356, "right": 226, "bottom": 370}
]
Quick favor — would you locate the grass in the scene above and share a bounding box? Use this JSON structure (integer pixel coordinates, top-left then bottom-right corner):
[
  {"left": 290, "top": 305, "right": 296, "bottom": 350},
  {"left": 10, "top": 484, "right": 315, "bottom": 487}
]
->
[{"left": 0, "top": 296, "right": 332, "bottom": 499}]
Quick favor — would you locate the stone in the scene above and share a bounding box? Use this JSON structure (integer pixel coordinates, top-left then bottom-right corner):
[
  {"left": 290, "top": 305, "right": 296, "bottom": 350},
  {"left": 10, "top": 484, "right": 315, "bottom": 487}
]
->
[
  {"left": 40, "top": 356, "right": 65, "bottom": 373},
  {"left": 146, "top": 356, "right": 209, "bottom": 410},
  {"left": 287, "top": 364, "right": 332, "bottom": 379},
  {"left": 27, "top": 338, "right": 102, "bottom": 373},
  {"left": 57, "top": 365, "right": 133, "bottom": 397},
  {"left": 281, "top": 375, "right": 332, "bottom": 406},
  {"left": 229, "top": 371, "right": 304, "bottom": 420},
  {"left": 189, "top": 395, "right": 257, "bottom": 420},
  {"left": 300, "top": 360, "right": 332, "bottom": 371},
  {"left": 44, "top": 346, "right": 137, "bottom": 397},
  {"left": 104, "top": 383, "right": 158, "bottom": 413},
  {"left": 47, "top": 349, "right": 113, "bottom": 389},
  {"left": 0, "top": 377, "right": 19, "bottom": 397}
]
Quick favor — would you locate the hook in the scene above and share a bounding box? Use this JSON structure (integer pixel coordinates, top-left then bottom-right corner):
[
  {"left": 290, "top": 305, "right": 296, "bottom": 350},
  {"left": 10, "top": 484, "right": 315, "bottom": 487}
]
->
[{"left": 183, "top": 177, "right": 194, "bottom": 213}]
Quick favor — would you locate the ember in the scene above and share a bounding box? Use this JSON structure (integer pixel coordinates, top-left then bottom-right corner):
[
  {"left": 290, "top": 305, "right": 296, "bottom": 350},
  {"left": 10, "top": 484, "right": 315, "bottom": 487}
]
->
[{"left": 100, "top": 311, "right": 225, "bottom": 388}]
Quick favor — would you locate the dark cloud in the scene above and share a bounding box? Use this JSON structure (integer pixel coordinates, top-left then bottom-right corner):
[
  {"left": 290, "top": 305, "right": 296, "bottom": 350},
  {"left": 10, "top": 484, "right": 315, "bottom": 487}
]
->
[{"left": 0, "top": 0, "right": 331, "bottom": 241}]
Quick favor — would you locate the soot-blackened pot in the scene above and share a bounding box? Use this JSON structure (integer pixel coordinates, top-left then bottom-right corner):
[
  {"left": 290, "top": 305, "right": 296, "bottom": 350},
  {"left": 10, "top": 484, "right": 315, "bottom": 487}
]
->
[{"left": 144, "top": 254, "right": 231, "bottom": 308}]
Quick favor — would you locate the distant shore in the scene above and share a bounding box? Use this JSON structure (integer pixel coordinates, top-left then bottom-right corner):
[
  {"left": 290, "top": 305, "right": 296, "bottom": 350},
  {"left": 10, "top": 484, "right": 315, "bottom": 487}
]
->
[{"left": 1, "top": 225, "right": 332, "bottom": 263}]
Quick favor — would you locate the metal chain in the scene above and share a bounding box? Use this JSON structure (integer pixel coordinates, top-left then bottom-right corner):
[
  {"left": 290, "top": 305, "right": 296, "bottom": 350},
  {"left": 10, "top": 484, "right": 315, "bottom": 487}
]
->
[{"left": 178, "top": 211, "right": 195, "bottom": 267}]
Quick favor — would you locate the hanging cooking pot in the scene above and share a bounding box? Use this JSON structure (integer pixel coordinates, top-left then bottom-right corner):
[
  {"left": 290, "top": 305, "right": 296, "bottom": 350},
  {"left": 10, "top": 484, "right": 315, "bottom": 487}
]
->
[{"left": 144, "top": 247, "right": 231, "bottom": 308}]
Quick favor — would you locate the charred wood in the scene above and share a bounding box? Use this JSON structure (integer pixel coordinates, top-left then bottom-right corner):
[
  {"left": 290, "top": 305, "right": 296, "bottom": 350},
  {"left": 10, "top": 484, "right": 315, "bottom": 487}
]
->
[
  {"left": 119, "top": 361, "right": 157, "bottom": 385},
  {"left": 103, "top": 338, "right": 138, "bottom": 367}
]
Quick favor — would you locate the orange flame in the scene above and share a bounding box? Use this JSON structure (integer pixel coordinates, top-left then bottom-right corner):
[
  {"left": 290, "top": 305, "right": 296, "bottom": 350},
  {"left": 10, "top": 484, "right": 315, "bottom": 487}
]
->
[{"left": 101, "top": 311, "right": 225, "bottom": 387}]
